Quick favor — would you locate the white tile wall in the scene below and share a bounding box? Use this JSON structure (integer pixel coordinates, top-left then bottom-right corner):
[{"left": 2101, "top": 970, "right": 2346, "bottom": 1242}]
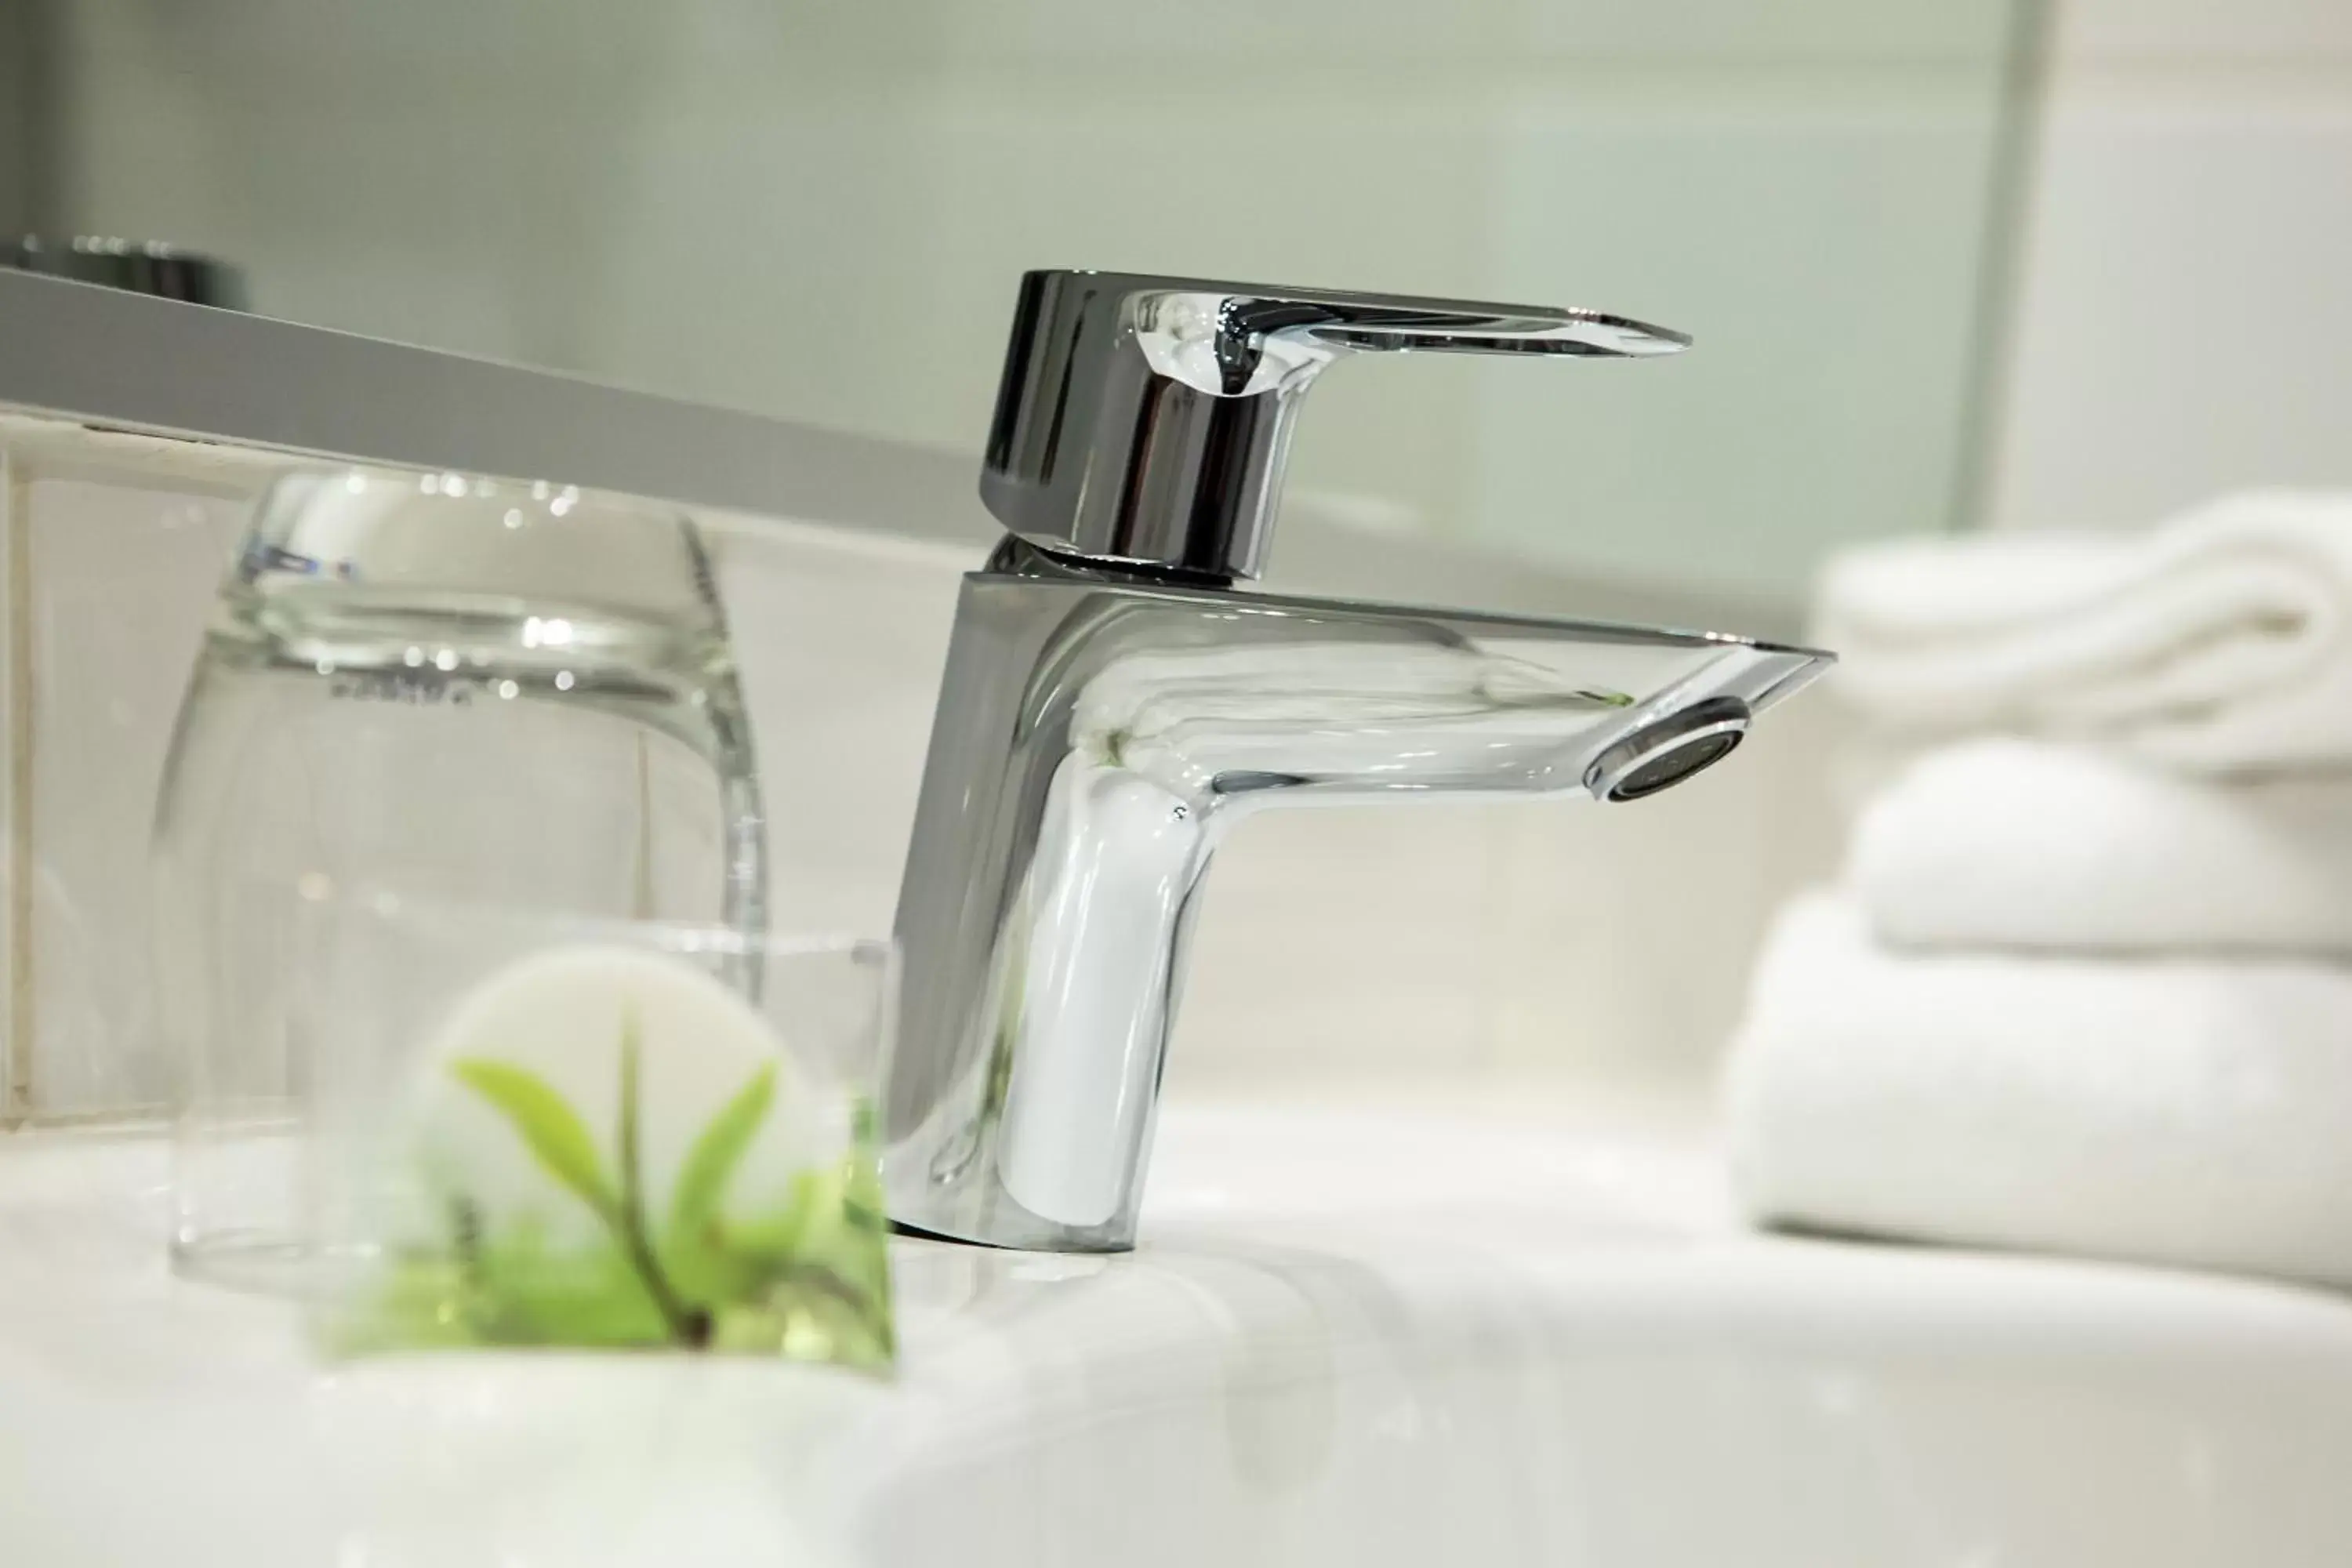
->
[
  {"left": 708, "top": 515, "right": 1849, "bottom": 1094},
  {"left": 1986, "top": 0, "right": 2352, "bottom": 527},
  {"left": 0, "top": 426, "right": 280, "bottom": 1122},
  {"left": 0, "top": 448, "right": 979, "bottom": 1121},
  {"left": 0, "top": 422, "right": 1843, "bottom": 1120},
  {"left": 1180, "top": 807, "right": 1502, "bottom": 1081},
  {"left": 1175, "top": 699, "right": 1846, "bottom": 1098},
  {"left": 1479, "top": 694, "right": 1846, "bottom": 1084},
  {"left": 24, "top": 476, "right": 245, "bottom": 1113},
  {"left": 710, "top": 521, "right": 972, "bottom": 941},
  {"left": 0, "top": 444, "right": 16, "bottom": 1119}
]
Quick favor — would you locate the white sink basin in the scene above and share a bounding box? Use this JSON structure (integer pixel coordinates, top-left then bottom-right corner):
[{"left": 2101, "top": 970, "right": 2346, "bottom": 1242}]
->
[{"left": 5, "top": 1102, "right": 2350, "bottom": 1566}]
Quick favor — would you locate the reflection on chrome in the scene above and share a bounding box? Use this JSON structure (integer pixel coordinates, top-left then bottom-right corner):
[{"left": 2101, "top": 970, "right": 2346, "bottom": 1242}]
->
[{"left": 885, "top": 271, "right": 1835, "bottom": 1251}]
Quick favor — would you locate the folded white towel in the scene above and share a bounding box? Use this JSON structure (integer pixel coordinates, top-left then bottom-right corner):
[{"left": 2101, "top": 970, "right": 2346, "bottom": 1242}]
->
[
  {"left": 1851, "top": 738, "right": 2352, "bottom": 956},
  {"left": 1722, "top": 893, "right": 2352, "bottom": 1289},
  {"left": 1815, "top": 491, "right": 2352, "bottom": 773}
]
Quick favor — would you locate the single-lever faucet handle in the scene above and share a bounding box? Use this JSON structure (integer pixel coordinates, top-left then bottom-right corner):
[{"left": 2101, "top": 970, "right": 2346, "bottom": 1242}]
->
[{"left": 980, "top": 269, "right": 1690, "bottom": 582}]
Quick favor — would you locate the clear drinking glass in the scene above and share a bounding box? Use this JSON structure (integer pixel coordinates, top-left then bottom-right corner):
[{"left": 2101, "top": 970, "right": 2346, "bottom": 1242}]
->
[
  {"left": 151, "top": 466, "right": 768, "bottom": 1288},
  {"left": 296, "top": 887, "right": 893, "bottom": 1364}
]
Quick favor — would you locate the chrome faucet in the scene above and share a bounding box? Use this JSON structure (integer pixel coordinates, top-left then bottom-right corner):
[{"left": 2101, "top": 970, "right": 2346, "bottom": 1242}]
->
[{"left": 884, "top": 270, "right": 1834, "bottom": 1251}]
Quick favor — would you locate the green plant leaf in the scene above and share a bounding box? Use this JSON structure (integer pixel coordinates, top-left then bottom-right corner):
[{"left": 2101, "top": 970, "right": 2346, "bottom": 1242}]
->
[
  {"left": 451, "top": 1058, "right": 617, "bottom": 1221},
  {"left": 616, "top": 1007, "right": 644, "bottom": 1223},
  {"left": 609, "top": 1004, "right": 702, "bottom": 1344},
  {"left": 670, "top": 1062, "right": 777, "bottom": 1239}
]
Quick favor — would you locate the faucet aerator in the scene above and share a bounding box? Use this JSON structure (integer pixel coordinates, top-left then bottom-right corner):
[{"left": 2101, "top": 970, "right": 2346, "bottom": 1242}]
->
[{"left": 1586, "top": 696, "right": 1752, "bottom": 803}]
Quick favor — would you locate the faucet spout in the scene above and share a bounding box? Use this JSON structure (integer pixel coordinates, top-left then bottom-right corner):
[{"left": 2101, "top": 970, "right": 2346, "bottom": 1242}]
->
[{"left": 883, "top": 540, "right": 1831, "bottom": 1250}]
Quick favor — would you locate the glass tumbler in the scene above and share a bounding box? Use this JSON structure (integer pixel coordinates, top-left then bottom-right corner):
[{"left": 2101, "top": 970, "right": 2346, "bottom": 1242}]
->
[
  {"left": 296, "top": 887, "right": 893, "bottom": 1365},
  {"left": 151, "top": 466, "right": 768, "bottom": 1289}
]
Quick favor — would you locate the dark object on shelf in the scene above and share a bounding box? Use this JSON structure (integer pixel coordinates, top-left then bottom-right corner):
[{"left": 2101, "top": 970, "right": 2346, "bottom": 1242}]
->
[{"left": 6, "top": 236, "right": 243, "bottom": 309}]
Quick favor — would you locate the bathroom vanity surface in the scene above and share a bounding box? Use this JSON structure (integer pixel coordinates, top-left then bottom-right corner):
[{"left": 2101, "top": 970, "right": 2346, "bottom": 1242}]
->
[{"left": 5, "top": 1102, "right": 2348, "bottom": 1567}]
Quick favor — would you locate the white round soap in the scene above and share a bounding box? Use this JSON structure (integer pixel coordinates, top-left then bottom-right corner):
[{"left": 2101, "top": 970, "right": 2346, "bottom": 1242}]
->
[{"left": 407, "top": 943, "right": 817, "bottom": 1240}]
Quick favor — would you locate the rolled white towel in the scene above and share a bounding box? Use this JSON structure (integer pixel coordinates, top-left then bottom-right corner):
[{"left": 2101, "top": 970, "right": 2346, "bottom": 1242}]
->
[
  {"left": 1722, "top": 893, "right": 2352, "bottom": 1290},
  {"left": 1852, "top": 737, "right": 2352, "bottom": 956},
  {"left": 1815, "top": 490, "right": 2352, "bottom": 774}
]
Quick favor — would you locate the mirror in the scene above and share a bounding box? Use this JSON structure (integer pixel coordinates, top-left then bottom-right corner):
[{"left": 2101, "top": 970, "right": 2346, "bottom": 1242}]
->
[{"left": 14, "top": 0, "right": 2038, "bottom": 611}]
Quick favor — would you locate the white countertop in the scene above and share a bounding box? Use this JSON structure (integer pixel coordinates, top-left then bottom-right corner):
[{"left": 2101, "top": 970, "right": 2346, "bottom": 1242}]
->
[{"left": 8, "top": 1100, "right": 2352, "bottom": 1568}]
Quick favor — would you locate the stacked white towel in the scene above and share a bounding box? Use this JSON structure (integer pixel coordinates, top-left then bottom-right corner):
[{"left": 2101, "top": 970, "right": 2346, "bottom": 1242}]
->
[
  {"left": 1815, "top": 489, "right": 2352, "bottom": 775},
  {"left": 1726, "top": 491, "right": 2352, "bottom": 1290}
]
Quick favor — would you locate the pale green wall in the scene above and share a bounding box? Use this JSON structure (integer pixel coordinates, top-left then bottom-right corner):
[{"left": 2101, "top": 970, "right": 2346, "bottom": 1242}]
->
[{"left": 49, "top": 0, "right": 2030, "bottom": 604}]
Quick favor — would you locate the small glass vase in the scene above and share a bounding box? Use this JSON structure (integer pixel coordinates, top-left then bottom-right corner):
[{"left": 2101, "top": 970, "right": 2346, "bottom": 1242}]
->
[{"left": 295, "top": 884, "right": 895, "bottom": 1367}]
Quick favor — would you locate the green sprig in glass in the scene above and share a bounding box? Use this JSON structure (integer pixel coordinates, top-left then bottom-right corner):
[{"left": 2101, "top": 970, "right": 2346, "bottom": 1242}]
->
[{"left": 347, "top": 1006, "right": 892, "bottom": 1367}]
